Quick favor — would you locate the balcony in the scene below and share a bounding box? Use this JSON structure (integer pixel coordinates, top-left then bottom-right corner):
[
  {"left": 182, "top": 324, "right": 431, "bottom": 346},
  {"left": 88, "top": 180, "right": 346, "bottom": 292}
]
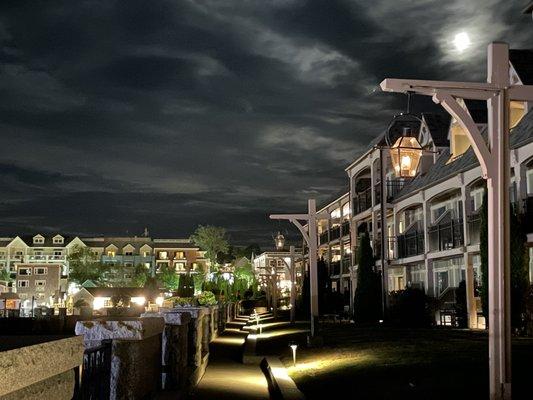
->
[
  {"left": 386, "top": 178, "right": 406, "bottom": 200},
  {"left": 523, "top": 196, "right": 533, "bottom": 234},
  {"left": 353, "top": 187, "right": 372, "bottom": 215},
  {"left": 467, "top": 213, "right": 481, "bottom": 245},
  {"left": 330, "top": 261, "right": 341, "bottom": 276},
  {"left": 397, "top": 230, "right": 425, "bottom": 258},
  {"left": 27, "top": 255, "right": 66, "bottom": 263},
  {"left": 428, "top": 218, "right": 464, "bottom": 252},
  {"left": 341, "top": 220, "right": 350, "bottom": 236},
  {"left": 341, "top": 255, "right": 352, "bottom": 268}
]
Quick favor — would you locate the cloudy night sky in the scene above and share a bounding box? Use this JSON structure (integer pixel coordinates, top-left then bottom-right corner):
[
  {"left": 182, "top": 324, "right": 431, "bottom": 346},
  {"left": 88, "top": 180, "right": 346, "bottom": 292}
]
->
[{"left": 0, "top": 1, "right": 531, "bottom": 245}]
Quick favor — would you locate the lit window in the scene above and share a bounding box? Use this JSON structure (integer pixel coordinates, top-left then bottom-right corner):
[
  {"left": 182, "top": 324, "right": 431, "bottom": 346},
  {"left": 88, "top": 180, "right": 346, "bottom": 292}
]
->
[
  {"left": 159, "top": 251, "right": 168, "bottom": 259},
  {"left": 107, "top": 251, "right": 116, "bottom": 257}
]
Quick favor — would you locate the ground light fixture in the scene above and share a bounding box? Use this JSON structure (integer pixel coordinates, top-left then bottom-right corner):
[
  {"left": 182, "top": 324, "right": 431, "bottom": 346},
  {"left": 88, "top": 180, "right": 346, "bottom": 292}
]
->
[{"left": 289, "top": 342, "right": 298, "bottom": 367}]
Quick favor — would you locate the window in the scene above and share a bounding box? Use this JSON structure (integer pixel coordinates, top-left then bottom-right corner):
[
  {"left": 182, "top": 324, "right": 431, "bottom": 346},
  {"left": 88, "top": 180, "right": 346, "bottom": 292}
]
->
[
  {"left": 35, "top": 267, "right": 47, "bottom": 275},
  {"left": 18, "top": 280, "right": 29, "bottom": 288},
  {"left": 410, "top": 264, "right": 426, "bottom": 291},
  {"left": 143, "top": 251, "right": 150, "bottom": 257},
  {"left": 175, "top": 251, "right": 184, "bottom": 259},
  {"left": 470, "top": 188, "right": 484, "bottom": 212},
  {"left": 144, "top": 262, "right": 151, "bottom": 269},
  {"left": 18, "top": 267, "right": 31, "bottom": 276},
  {"left": 53, "top": 236, "right": 64, "bottom": 244},
  {"left": 159, "top": 251, "right": 168, "bottom": 259},
  {"left": 53, "top": 250, "right": 63, "bottom": 256},
  {"left": 33, "top": 236, "right": 44, "bottom": 244},
  {"left": 433, "top": 257, "right": 464, "bottom": 296},
  {"left": 107, "top": 251, "right": 116, "bottom": 257},
  {"left": 35, "top": 280, "right": 46, "bottom": 287},
  {"left": 125, "top": 251, "right": 133, "bottom": 256}
]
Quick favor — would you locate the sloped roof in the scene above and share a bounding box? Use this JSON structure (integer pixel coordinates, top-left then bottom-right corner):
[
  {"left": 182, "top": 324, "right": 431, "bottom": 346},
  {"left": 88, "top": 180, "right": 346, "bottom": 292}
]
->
[
  {"left": 422, "top": 113, "right": 451, "bottom": 147},
  {"left": 510, "top": 49, "right": 533, "bottom": 85},
  {"left": 18, "top": 235, "right": 76, "bottom": 247},
  {"left": 393, "top": 109, "right": 533, "bottom": 200},
  {"left": 84, "top": 287, "right": 148, "bottom": 297}
]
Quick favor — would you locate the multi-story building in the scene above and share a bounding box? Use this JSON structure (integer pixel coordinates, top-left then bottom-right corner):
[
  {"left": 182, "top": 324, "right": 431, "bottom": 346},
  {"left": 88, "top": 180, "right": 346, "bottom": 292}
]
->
[
  {"left": 15, "top": 263, "right": 63, "bottom": 309},
  {"left": 302, "top": 49, "right": 533, "bottom": 327},
  {"left": 0, "top": 233, "right": 209, "bottom": 297}
]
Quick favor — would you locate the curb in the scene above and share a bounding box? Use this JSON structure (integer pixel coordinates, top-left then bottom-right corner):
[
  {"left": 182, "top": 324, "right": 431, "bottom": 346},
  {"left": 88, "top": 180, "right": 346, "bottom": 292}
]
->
[{"left": 260, "top": 357, "right": 305, "bottom": 400}]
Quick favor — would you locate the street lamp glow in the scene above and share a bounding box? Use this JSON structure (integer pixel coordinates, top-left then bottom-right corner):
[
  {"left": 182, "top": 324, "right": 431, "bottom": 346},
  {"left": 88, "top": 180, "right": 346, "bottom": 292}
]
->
[{"left": 453, "top": 32, "right": 471, "bottom": 52}]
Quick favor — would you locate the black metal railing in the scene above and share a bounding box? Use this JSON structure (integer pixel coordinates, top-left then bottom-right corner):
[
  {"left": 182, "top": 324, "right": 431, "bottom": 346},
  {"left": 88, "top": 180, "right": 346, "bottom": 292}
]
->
[
  {"left": 74, "top": 340, "right": 112, "bottom": 400},
  {"left": 319, "top": 231, "right": 329, "bottom": 245},
  {"left": 330, "top": 261, "right": 341, "bottom": 276},
  {"left": 341, "top": 220, "right": 350, "bottom": 236},
  {"left": 330, "top": 226, "right": 341, "bottom": 241},
  {"left": 353, "top": 186, "right": 372, "bottom": 214},
  {"left": 428, "top": 218, "right": 464, "bottom": 252},
  {"left": 397, "top": 230, "right": 425, "bottom": 258},
  {"left": 341, "top": 255, "right": 352, "bottom": 269},
  {"left": 467, "top": 213, "right": 481, "bottom": 245},
  {"left": 374, "top": 182, "right": 382, "bottom": 205},
  {"left": 386, "top": 178, "right": 407, "bottom": 201}
]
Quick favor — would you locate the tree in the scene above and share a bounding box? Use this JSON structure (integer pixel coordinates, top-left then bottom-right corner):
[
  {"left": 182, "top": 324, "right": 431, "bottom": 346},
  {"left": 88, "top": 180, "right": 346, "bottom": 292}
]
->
[
  {"left": 131, "top": 264, "right": 150, "bottom": 287},
  {"left": 233, "top": 260, "right": 256, "bottom": 297},
  {"left": 0, "top": 268, "right": 13, "bottom": 283},
  {"left": 67, "top": 245, "right": 106, "bottom": 285},
  {"left": 510, "top": 206, "right": 528, "bottom": 329},
  {"left": 353, "top": 233, "right": 381, "bottom": 324},
  {"left": 159, "top": 265, "right": 180, "bottom": 291},
  {"left": 191, "top": 225, "right": 229, "bottom": 273},
  {"left": 178, "top": 273, "right": 195, "bottom": 297},
  {"left": 479, "top": 192, "right": 529, "bottom": 329}
]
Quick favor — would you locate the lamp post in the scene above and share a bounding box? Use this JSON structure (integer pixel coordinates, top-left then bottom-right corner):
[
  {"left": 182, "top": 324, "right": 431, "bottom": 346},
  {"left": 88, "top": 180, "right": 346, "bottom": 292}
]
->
[
  {"left": 270, "top": 199, "right": 328, "bottom": 338},
  {"left": 380, "top": 42, "right": 533, "bottom": 400},
  {"left": 272, "top": 233, "right": 299, "bottom": 324}
]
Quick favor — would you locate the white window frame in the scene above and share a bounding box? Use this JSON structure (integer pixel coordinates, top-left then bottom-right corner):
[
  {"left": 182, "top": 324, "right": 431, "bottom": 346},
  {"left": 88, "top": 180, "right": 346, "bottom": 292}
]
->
[
  {"left": 17, "top": 280, "right": 29, "bottom": 288},
  {"left": 35, "top": 280, "right": 46, "bottom": 287},
  {"left": 18, "top": 267, "right": 32, "bottom": 276},
  {"left": 35, "top": 267, "right": 47, "bottom": 275}
]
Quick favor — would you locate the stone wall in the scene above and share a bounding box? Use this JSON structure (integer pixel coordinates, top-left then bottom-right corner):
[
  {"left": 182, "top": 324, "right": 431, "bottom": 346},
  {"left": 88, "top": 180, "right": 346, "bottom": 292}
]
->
[
  {"left": 0, "top": 336, "right": 84, "bottom": 400},
  {"left": 75, "top": 317, "right": 165, "bottom": 400}
]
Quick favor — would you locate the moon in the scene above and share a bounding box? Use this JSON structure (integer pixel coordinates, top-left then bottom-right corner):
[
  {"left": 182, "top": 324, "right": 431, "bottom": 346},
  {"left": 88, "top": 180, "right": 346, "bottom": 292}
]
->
[{"left": 453, "top": 32, "right": 471, "bottom": 52}]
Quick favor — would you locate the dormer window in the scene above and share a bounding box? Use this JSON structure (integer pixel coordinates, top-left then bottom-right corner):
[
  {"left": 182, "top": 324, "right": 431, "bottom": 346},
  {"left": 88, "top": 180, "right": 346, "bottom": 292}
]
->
[
  {"left": 33, "top": 235, "right": 44, "bottom": 244},
  {"left": 53, "top": 235, "right": 64, "bottom": 244}
]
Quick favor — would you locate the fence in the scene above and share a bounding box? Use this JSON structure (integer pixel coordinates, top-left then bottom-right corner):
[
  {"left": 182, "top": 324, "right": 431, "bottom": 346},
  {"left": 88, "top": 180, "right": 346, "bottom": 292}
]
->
[{"left": 73, "top": 340, "right": 112, "bottom": 400}]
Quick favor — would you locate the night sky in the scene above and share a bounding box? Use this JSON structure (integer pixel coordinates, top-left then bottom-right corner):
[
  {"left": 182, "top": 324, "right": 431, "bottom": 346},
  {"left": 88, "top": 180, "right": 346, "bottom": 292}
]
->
[{"left": 0, "top": 1, "right": 531, "bottom": 245}]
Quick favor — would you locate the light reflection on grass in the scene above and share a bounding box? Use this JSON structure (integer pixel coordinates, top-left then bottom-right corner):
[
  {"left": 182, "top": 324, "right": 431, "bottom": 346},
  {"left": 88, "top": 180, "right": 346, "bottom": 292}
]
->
[{"left": 287, "top": 351, "right": 375, "bottom": 378}]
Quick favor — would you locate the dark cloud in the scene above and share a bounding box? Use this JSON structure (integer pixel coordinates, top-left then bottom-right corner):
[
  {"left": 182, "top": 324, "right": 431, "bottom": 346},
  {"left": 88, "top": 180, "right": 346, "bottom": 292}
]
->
[{"left": 0, "top": 0, "right": 530, "bottom": 245}]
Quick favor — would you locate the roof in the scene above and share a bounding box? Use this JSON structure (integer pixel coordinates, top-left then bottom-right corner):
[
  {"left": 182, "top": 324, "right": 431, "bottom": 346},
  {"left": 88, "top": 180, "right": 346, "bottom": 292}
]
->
[
  {"left": 422, "top": 113, "right": 451, "bottom": 146},
  {"left": 524, "top": 2, "right": 533, "bottom": 13},
  {"left": 17, "top": 235, "right": 76, "bottom": 247},
  {"left": 0, "top": 292, "right": 20, "bottom": 300},
  {"left": 510, "top": 49, "right": 533, "bottom": 85},
  {"left": 394, "top": 109, "right": 533, "bottom": 200},
  {"left": 84, "top": 287, "right": 148, "bottom": 297},
  {"left": 318, "top": 188, "right": 350, "bottom": 211}
]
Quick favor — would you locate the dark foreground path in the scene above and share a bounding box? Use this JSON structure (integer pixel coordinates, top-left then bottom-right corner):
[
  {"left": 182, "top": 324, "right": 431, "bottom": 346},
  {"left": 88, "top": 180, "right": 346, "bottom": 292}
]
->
[{"left": 190, "top": 318, "right": 270, "bottom": 400}]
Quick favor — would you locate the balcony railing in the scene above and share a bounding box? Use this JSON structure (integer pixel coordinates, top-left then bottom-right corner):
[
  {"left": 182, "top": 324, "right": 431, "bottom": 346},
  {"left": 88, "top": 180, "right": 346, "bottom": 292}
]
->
[
  {"left": 523, "top": 197, "right": 533, "bottom": 234},
  {"left": 428, "top": 218, "right": 464, "bottom": 252},
  {"left": 353, "top": 187, "right": 372, "bottom": 215},
  {"left": 467, "top": 213, "right": 481, "bottom": 245},
  {"left": 28, "top": 255, "right": 66, "bottom": 262},
  {"left": 341, "top": 220, "right": 350, "bottom": 236},
  {"left": 319, "top": 231, "right": 328, "bottom": 245},
  {"left": 330, "top": 261, "right": 341, "bottom": 276},
  {"left": 397, "top": 230, "right": 425, "bottom": 258}
]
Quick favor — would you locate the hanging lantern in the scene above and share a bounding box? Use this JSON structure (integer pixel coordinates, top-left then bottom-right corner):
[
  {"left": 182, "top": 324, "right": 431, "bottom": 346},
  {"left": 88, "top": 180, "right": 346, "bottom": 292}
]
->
[
  {"left": 274, "top": 231, "right": 285, "bottom": 251},
  {"left": 390, "top": 128, "right": 422, "bottom": 178},
  {"left": 386, "top": 92, "right": 424, "bottom": 178}
]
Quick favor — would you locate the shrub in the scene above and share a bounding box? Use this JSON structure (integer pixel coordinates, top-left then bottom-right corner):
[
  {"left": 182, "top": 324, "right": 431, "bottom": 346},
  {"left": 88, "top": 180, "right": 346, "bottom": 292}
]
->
[
  {"left": 197, "top": 291, "right": 217, "bottom": 306},
  {"left": 389, "top": 288, "right": 433, "bottom": 327}
]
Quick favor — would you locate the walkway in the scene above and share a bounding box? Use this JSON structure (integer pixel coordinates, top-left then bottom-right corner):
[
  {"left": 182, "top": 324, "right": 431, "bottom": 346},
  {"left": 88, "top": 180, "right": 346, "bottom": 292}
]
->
[{"left": 190, "top": 317, "right": 270, "bottom": 400}]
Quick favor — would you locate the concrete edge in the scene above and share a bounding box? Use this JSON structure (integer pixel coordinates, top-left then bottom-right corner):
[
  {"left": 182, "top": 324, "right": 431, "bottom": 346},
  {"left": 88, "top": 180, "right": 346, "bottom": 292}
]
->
[
  {"left": 260, "top": 357, "right": 305, "bottom": 400},
  {"left": 242, "top": 332, "right": 264, "bottom": 365}
]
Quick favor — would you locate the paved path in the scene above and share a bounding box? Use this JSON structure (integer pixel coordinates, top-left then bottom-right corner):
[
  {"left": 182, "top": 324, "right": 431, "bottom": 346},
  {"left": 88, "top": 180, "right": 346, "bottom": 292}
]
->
[{"left": 190, "top": 319, "right": 270, "bottom": 400}]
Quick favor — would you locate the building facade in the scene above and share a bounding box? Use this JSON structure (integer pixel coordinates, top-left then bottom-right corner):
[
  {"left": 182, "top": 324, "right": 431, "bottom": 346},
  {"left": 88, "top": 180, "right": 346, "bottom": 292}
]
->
[{"left": 306, "top": 49, "right": 533, "bottom": 326}]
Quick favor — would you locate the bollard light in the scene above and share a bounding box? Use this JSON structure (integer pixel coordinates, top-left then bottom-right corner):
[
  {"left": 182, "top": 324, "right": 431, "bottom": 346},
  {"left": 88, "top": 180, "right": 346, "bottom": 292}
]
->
[{"left": 289, "top": 343, "right": 298, "bottom": 367}]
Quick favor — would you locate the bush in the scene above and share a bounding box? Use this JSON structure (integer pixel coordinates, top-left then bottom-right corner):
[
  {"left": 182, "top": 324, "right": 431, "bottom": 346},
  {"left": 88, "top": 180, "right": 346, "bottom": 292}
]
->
[
  {"left": 389, "top": 288, "right": 433, "bottom": 327},
  {"left": 196, "top": 291, "right": 217, "bottom": 306},
  {"left": 178, "top": 274, "right": 195, "bottom": 297}
]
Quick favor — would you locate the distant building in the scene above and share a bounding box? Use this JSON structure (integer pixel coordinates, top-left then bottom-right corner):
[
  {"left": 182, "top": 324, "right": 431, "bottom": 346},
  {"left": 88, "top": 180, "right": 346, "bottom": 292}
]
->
[{"left": 15, "top": 263, "right": 63, "bottom": 309}]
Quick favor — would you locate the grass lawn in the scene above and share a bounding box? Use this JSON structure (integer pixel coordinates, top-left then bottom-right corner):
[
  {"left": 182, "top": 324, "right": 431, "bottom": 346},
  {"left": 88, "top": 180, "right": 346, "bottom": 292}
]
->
[{"left": 273, "top": 325, "right": 533, "bottom": 400}]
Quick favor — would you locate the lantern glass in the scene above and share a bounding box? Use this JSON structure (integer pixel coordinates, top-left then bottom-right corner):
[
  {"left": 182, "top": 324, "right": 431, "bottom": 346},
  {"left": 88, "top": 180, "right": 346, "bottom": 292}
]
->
[
  {"left": 390, "top": 136, "right": 422, "bottom": 178},
  {"left": 275, "top": 232, "right": 285, "bottom": 251}
]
